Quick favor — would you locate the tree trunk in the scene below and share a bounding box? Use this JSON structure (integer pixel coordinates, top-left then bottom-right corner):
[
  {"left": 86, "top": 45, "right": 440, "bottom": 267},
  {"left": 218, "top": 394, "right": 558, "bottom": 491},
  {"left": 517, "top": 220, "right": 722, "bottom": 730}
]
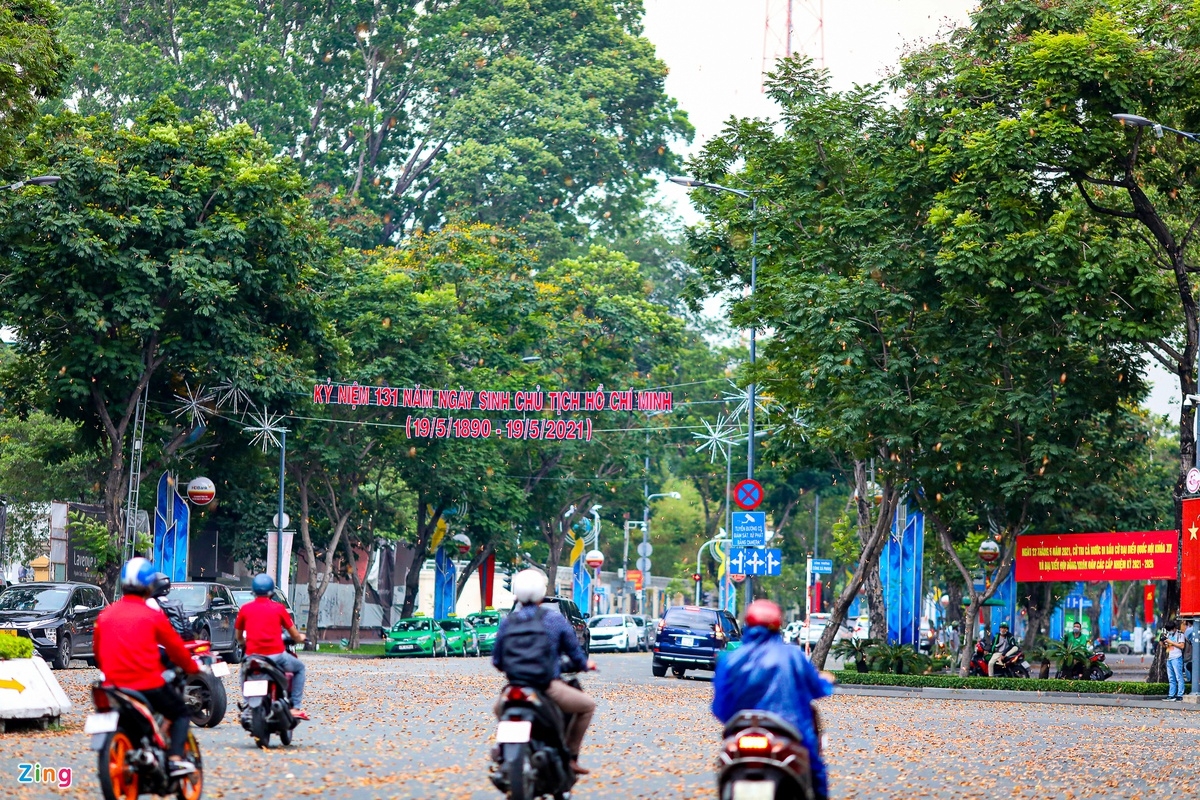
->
[
  {"left": 400, "top": 498, "right": 443, "bottom": 618},
  {"left": 862, "top": 564, "right": 887, "bottom": 646},
  {"left": 945, "top": 579, "right": 963, "bottom": 629},
  {"left": 812, "top": 461, "right": 900, "bottom": 668},
  {"left": 456, "top": 542, "right": 494, "bottom": 600},
  {"left": 296, "top": 474, "right": 352, "bottom": 650},
  {"left": 1022, "top": 582, "right": 1053, "bottom": 650},
  {"left": 341, "top": 535, "right": 374, "bottom": 651}
]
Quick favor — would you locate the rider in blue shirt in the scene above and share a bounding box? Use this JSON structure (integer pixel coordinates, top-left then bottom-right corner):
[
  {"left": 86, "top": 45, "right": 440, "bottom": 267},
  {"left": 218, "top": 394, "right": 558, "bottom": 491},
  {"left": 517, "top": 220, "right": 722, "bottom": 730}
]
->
[{"left": 712, "top": 599, "right": 834, "bottom": 800}]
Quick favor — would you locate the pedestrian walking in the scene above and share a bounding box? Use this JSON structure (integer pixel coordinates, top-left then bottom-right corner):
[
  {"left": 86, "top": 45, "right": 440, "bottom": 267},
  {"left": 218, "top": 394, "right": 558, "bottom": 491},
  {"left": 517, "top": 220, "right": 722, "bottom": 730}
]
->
[
  {"left": 1142, "top": 625, "right": 1155, "bottom": 656},
  {"left": 1164, "top": 620, "right": 1186, "bottom": 701}
]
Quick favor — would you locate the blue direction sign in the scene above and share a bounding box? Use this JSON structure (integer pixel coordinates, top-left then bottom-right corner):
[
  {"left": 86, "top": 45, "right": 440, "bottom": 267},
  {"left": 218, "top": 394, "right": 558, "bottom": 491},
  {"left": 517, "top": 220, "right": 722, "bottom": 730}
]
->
[
  {"left": 731, "top": 512, "right": 767, "bottom": 548},
  {"left": 810, "top": 558, "right": 833, "bottom": 574},
  {"left": 729, "top": 548, "right": 782, "bottom": 576}
]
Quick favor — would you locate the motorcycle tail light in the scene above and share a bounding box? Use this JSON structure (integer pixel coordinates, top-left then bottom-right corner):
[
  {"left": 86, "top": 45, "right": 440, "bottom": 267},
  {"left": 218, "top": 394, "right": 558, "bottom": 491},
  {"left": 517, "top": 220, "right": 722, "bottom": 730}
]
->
[
  {"left": 192, "top": 643, "right": 211, "bottom": 654},
  {"left": 506, "top": 686, "right": 532, "bottom": 702},
  {"left": 738, "top": 734, "right": 770, "bottom": 752},
  {"left": 91, "top": 686, "right": 112, "bottom": 712}
]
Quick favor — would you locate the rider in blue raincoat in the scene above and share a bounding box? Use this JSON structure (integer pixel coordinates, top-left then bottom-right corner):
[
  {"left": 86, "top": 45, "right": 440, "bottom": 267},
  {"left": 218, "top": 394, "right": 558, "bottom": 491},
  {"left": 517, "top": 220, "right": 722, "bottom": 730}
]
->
[{"left": 712, "top": 599, "right": 833, "bottom": 800}]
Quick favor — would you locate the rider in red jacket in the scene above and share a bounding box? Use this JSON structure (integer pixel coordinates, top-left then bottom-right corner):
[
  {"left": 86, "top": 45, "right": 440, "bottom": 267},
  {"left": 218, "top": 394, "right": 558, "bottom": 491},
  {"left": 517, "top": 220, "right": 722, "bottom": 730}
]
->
[{"left": 94, "top": 558, "right": 200, "bottom": 777}]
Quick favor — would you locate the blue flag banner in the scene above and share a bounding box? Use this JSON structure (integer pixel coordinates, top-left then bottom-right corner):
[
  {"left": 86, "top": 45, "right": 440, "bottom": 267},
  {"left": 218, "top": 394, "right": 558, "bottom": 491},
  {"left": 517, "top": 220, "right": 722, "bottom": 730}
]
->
[
  {"left": 1098, "top": 584, "right": 1113, "bottom": 639},
  {"left": 572, "top": 553, "right": 591, "bottom": 615},
  {"left": 880, "top": 505, "right": 924, "bottom": 646},
  {"left": 434, "top": 546, "right": 456, "bottom": 619},
  {"left": 989, "top": 563, "right": 1016, "bottom": 634},
  {"left": 1050, "top": 605, "right": 1064, "bottom": 641},
  {"left": 153, "top": 472, "right": 189, "bottom": 582}
]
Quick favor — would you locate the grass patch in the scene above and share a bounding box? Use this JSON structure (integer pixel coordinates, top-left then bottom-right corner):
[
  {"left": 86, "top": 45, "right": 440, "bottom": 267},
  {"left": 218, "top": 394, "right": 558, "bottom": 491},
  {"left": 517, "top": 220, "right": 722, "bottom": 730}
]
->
[{"left": 833, "top": 670, "right": 1168, "bottom": 695}]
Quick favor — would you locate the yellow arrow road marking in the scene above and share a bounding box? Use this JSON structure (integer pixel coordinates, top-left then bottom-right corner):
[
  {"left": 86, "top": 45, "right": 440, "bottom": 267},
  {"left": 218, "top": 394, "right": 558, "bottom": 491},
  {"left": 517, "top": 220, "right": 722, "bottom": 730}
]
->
[{"left": 0, "top": 678, "right": 26, "bottom": 692}]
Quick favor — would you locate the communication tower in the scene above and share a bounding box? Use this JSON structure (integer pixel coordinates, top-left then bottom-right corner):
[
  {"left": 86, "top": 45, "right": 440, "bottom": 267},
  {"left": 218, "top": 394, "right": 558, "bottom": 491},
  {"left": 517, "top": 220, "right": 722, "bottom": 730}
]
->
[{"left": 761, "top": 0, "right": 825, "bottom": 88}]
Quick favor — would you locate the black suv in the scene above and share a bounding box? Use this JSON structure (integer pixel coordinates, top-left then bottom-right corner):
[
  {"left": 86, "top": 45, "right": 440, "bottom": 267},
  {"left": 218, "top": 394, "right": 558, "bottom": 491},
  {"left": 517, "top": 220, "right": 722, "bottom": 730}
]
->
[
  {"left": 652, "top": 605, "right": 742, "bottom": 678},
  {"left": 167, "top": 582, "right": 243, "bottom": 663},
  {"left": 539, "top": 595, "right": 591, "bottom": 656},
  {"left": 0, "top": 582, "right": 108, "bottom": 669}
]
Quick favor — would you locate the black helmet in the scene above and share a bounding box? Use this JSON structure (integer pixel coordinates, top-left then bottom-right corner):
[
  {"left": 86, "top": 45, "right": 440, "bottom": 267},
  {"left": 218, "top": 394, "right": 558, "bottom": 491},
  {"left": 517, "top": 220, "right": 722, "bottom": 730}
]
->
[{"left": 150, "top": 571, "right": 171, "bottom": 599}]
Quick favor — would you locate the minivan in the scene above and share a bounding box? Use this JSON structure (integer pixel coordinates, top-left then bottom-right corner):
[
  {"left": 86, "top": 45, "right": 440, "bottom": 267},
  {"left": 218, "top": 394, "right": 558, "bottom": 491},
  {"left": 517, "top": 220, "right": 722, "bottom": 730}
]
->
[{"left": 651, "top": 605, "right": 741, "bottom": 678}]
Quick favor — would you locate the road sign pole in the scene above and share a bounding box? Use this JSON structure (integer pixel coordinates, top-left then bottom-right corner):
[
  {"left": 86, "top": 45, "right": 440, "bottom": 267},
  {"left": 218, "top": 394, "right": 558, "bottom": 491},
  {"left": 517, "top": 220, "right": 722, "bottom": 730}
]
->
[{"left": 806, "top": 554, "right": 813, "bottom": 623}]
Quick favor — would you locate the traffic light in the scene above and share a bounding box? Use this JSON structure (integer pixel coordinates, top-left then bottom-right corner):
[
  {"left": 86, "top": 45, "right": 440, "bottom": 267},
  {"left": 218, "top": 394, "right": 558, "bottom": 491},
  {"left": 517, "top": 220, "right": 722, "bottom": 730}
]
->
[{"left": 503, "top": 572, "right": 513, "bottom": 592}]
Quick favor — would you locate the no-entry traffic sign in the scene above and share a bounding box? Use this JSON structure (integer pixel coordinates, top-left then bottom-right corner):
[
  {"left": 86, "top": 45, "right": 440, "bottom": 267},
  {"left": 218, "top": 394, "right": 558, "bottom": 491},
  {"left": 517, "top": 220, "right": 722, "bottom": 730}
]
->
[{"left": 734, "top": 478, "right": 764, "bottom": 510}]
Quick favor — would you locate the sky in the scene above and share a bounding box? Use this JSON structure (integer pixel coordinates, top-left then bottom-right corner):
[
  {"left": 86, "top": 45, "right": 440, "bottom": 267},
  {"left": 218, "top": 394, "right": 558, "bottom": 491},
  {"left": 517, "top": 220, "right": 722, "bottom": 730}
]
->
[{"left": 640, "top": 0, "right": 1179, "bottom": 418}]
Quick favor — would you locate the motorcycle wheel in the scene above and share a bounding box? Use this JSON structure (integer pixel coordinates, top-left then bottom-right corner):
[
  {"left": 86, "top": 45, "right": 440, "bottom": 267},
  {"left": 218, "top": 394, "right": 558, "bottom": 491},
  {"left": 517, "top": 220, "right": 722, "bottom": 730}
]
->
[
  {"left": 1089, "top": 665, "right": 1109, "bottom": 681},
  {"left": 278, "top": 722, "right": 293, "bottom": 746},
  {"left": 175, "top": 731, "right": 203, "bottom": 800},
  {"left": 189, "top": 672, "right": 228, "bottom": 727},
  {"left": 250, "top": 705, "right": 271, "bottom": 748},
  {"left": 1012, "top": 664, "right": 1031, "bottom": 679},
  {"left": 97, "top": 730, "right": 138, "bottom": 800},
  {"left": 506, "top": 745, "right": 535, "bottom": 800}
]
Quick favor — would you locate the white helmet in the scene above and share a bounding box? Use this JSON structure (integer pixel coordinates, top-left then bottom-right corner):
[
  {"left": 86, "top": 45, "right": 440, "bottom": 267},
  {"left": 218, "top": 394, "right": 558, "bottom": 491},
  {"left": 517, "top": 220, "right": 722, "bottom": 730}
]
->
[{"left": 512, "top": 569, "right": 548, "bottom": 605}]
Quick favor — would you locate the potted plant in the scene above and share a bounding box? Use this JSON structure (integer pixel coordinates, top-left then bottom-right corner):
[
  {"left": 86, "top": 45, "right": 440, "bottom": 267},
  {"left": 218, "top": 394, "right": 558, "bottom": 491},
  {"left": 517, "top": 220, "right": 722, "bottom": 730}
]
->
[
  {"left": 831, "top": 637, "right": 877, "bottom": 673},
  {"left": 1045, "top": 637, "right": 1092, "bottom": 679}
]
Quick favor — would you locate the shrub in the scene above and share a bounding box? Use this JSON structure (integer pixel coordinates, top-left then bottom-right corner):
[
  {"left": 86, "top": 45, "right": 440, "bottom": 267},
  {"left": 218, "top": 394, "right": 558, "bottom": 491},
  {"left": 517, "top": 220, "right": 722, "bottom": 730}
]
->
[
  {"left": 831, "top": 670, "right": 1167, "bottom": 695},
  {"left": 867, "top": 642, "right": 926, "bottom": 675},
  {"left": 0, "top": 635, "right": 34, "bottom": 660},
  {"left": 831, "top": 638, "right": 877, "bottom": 673}
]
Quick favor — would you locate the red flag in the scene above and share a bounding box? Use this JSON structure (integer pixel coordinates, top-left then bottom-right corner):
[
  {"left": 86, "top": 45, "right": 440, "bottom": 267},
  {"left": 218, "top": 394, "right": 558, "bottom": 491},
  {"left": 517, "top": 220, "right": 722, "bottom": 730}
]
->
[
  {"left": 1182, "top": 498, "right": 1200, "bottom": 615},
  {"left": 1144, "top": 584, "right": 1156, "bottom": 626},
  {"left": 478, "top": 552, "right": 495, "bottom": 609}
]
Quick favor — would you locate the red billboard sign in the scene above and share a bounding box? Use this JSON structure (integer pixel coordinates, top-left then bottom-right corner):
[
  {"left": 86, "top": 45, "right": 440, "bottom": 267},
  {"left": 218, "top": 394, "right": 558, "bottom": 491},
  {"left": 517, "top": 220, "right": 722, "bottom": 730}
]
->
[
  {"left": 1181, "top": 498, "right": 1200, "bottom": 616},
  {"left": 1014, "top": 531, "right": 1177, "bottom": 582}
]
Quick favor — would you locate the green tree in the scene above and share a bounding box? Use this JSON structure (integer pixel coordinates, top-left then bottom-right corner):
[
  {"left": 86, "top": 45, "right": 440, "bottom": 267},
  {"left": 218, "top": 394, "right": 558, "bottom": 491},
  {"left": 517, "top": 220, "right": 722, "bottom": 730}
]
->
[
  {"left": 0, "top": 99, "right": 330, "bottom": 584},
  {"left": 0, "top": 0, "right": 70, "bottom": 168},
  {"left": 60, "top": 0, "right": 692, "bottom": 246}
]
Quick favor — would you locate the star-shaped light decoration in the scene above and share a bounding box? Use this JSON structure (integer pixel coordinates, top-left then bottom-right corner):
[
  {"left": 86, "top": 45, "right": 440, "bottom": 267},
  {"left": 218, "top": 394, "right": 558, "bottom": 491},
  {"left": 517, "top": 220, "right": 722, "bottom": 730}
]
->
[
  {"left": 171, "top": 382, "right": 215, "bottom": 428},
  {"left": 243, "top": 407, "right": 288, "bottom": 452},
  {"left": 722, "top": 380, "right": 774, "bottom": 424},
  {"left": 693, "top": 413, "right": 741, "bottom": 464},
  {"left": 212, "top": 380, "right": 252, "bottom": 416}
]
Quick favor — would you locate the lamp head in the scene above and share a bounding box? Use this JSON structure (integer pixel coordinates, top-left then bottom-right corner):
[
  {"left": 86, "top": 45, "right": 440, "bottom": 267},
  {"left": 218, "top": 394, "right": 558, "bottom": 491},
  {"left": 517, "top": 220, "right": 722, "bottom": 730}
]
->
[
  {"left": 1113, "top": 113, "right": 1154, "bottom": 127},
  {"left": 27, "top": 175, "right": 61, "bottom": 185},
  {"left": 668, "top": 176, "right": 704, "bottom": 187},
  {"left": 668, "top": 492, "right": 682, "bottom": 500}
]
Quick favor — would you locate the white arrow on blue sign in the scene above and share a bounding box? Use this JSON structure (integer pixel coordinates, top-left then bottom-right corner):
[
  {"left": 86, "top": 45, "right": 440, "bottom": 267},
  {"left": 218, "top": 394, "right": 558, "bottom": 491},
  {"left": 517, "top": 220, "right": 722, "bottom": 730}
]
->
[
  {"left": 731, "top": 512, "right": 767, "bottom": 548},
  {"left": 729, "top": 548, "right": 782, "bottom": 576},
  {"left": 810, "top": 558, "right": 833, "bottom": 574}
]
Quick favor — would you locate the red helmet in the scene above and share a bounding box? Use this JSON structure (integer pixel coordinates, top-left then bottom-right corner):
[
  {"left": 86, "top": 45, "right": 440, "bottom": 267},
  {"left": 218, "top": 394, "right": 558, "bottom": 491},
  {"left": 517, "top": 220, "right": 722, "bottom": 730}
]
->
[{"left": 745, "top": 600, "right": 783, "bottom": 632}]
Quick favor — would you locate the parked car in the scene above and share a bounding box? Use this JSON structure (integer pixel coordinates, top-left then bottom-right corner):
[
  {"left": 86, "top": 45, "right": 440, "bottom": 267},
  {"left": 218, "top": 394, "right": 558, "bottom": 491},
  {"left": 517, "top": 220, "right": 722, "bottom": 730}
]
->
[
  {"left": 630, "top": 615, "right": 651, "bottom": 651},
  {"left": 652, "top": 605, "right": 742, "bottom": 679},
  {"left": 537, "top": 596, "right": 591, "bottom": 655},
  {"left": 167, "top": 582, "right": 243, "bottom": 663},
  {"left": 384, "top": 617, "right": 448, "bottom": 657},
  {"left": 0, "top": 582, "right": 107, "bottom": 669},
  {"left": 466, "top": 609, "right": 507, "bottom": 654},
  {"left": 587, "top": 614, "right": 642, "bottom": 652},
  {"left": 792, "top": 613, "right": 852, "bottom": 647},
  {"left": 438, "top": 617, "right": 481, "bottom": 656},
  {"left": 782, "top": 620, "right": 804, "bottom": 644},
  {"left": 231, "top": 588, "right": 291, "bottom": 610}
]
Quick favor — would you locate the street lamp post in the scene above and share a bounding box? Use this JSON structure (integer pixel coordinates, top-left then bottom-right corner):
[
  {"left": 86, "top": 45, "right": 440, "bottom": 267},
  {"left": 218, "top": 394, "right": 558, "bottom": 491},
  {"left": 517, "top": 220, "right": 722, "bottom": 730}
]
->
[
  {"left": 1, "top": 175, "right": 61, "bottom": 192},
  {"left": 670, "top": 176, "right": 759, "bottom": 605},
  {"left": 695, "top": 531, "right": 729, "bottom": 605}
]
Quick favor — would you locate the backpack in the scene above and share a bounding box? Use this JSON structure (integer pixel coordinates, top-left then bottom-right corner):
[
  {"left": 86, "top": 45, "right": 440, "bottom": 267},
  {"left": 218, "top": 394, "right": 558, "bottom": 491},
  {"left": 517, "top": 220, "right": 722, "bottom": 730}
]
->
[
  {"left": 499, "top": 607, "right": 557, "bottom": 688},
  {"left": 157, "top": 597, "right": 194, "bottom": 640}
]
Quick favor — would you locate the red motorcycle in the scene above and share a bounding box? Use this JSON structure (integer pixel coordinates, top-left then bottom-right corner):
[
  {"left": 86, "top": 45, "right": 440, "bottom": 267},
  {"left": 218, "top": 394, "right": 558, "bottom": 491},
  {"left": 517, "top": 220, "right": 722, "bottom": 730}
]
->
[
  {"left": 968, "top": 641, "right": 1031, "bottom": 678},
  {"left": 1056, "top": 651, "right": 1113, "bottom": 681},
  {"left": 716, "top": 709, "right": 819, "bottom": 800}
]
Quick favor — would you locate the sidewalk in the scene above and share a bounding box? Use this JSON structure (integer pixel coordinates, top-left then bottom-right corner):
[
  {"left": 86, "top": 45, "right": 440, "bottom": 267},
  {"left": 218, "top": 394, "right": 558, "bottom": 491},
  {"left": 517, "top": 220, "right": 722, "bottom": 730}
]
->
[{"left": 838, "top": 683, "right": 1200, "bottom": 710}]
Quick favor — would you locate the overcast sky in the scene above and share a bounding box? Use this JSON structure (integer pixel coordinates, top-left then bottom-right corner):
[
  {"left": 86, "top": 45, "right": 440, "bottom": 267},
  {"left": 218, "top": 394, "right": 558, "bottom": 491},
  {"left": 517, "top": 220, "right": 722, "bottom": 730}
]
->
[{"left": 640, "top": 0, "right": 1178, "bottom": 418}]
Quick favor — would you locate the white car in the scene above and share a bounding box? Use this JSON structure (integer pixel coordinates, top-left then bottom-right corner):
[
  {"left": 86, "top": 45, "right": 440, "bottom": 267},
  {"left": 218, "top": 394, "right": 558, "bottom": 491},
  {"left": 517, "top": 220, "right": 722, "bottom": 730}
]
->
[
  {"left": 782, "top": 621, "right": 804, "bottom": 644},
  {"left": 587, "top": 614, "right": 641, "bottom": 652}
]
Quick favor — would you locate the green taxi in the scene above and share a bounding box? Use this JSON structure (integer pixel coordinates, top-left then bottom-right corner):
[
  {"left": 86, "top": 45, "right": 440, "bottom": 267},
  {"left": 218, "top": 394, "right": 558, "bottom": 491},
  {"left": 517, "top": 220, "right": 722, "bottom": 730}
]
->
[
  {"left": 384, "top": 617, "right": 448, "bottom": 657},
  {"left": 437, "top": 616, "right": 481, "bottom": 657},
  {"left": 467, "top": 609, "right": 507, "bottom": 655}
]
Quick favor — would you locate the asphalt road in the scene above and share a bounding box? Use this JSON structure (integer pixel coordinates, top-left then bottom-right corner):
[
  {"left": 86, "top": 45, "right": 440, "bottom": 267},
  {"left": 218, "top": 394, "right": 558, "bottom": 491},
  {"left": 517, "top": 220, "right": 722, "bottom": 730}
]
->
[{"left": 2, "top": 652, "right": 1200, "bottom": 799}]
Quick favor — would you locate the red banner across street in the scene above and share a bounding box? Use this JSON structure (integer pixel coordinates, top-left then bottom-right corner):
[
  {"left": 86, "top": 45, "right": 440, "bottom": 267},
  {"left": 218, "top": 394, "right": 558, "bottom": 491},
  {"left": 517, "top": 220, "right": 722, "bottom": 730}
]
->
[{"left": 1014, "top": 530, "right": 1178, "bottom": 582}]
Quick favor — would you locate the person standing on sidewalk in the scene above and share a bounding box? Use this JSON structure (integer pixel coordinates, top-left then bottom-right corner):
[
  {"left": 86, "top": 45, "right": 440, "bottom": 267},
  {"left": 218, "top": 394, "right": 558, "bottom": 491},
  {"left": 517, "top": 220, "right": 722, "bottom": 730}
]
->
[{"left": 1164, "top": 620, "right": 1186, "bottom": 701}]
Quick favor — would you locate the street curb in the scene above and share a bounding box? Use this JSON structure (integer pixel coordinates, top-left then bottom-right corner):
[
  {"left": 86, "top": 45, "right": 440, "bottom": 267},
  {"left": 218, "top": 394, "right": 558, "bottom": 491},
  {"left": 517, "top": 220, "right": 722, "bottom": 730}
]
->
[{"left": 836, "top": 684, "right": 1196, "bottom": 710}]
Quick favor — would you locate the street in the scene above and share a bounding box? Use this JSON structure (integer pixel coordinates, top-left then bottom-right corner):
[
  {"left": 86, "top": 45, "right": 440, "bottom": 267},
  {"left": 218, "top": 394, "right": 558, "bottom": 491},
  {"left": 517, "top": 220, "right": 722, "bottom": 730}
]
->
[{"left": 2, "top": 652, "right": 1200, "bottom": 799}]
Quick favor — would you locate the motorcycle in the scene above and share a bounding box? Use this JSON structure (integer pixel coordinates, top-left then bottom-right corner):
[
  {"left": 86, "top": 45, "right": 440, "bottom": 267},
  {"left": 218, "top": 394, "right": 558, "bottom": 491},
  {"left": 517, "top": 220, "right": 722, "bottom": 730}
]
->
[
  {"left": 489, "top": 657, "right": 587, "bottom": 800},
  {"left": 717, "top": 708, "right": 819, "bottom": 800},
  {"left": 1056, "top": 651, "right": 1113, "bottom": 681},
  {"left": 85, "top": 668, "right": 205, "bottom": 800},
  {"left": 238, "top": 637, "right": 301, "bottom": 748},
  {"left": 967, "top": 641, "right": 1031, "bottom": 678},
  {"left": 182, "top": 640, "right": 229, "bottom": 727}
]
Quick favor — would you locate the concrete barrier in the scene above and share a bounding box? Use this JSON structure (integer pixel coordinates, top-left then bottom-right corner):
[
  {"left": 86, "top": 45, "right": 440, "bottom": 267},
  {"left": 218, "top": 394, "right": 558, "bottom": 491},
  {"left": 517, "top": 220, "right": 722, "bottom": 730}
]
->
[{"left": 0, "top": 656, "right": 73, "bottom": 731}]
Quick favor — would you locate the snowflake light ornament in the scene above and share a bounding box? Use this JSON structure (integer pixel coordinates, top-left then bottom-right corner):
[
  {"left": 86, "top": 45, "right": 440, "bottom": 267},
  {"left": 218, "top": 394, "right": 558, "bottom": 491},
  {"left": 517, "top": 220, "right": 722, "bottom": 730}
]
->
[
  {"left": 171, "top": 382, "right": 215, "bottom": 428},
  {"left": 243, "top": 407, "right": 288, "bottom": 452},
  {"left": 693, "top": 413, "right": 740, "bottom": 464}
]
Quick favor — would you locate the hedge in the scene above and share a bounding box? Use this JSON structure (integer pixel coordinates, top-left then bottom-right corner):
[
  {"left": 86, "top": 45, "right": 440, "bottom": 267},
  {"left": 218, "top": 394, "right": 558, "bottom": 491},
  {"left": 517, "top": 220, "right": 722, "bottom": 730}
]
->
[
  {"left": 832, "top": 670, "right": 1168, "bottom": 695},
  {"left": 0, "top": 635, "right": 34, "bottom": 660}
]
